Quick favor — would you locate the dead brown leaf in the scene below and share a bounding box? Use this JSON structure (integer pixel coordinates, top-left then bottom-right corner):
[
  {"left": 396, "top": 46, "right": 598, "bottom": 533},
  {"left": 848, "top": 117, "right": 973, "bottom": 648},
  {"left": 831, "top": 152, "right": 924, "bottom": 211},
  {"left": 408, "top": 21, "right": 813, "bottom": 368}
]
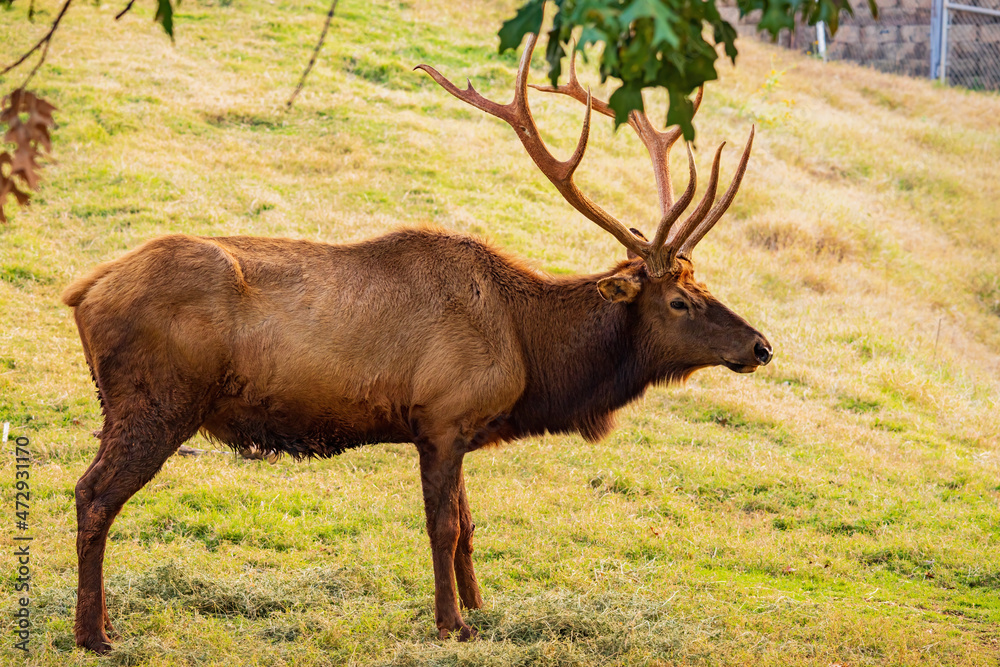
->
[{"left": 0, "top": 87, "right": 57, "bottom": 223}]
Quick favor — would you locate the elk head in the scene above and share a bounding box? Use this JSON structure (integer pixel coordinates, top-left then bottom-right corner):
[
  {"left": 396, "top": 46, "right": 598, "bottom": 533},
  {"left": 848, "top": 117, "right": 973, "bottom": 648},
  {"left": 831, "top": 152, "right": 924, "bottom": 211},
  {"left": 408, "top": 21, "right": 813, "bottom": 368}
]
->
[{"left": 417, "top": 34, "right": 772, "bottom": 375}]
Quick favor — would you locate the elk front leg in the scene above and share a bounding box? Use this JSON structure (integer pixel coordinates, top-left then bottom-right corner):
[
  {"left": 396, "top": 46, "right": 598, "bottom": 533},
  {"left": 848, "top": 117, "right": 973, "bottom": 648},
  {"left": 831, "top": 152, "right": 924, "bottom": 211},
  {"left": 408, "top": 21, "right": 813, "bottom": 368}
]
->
[
  {"left": 454, "top": 472, "right": 484, "bottom": 609},
  {"left": 416, "top": 440, "right": 475, "bottom": 640}
]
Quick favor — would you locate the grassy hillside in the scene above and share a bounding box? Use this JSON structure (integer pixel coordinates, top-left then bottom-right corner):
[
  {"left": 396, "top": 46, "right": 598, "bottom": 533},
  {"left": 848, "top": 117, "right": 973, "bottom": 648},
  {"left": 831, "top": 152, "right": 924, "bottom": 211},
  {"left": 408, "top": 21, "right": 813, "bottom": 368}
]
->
[{"left": 2, "top": 0, "right": 999, "bottom": 664}]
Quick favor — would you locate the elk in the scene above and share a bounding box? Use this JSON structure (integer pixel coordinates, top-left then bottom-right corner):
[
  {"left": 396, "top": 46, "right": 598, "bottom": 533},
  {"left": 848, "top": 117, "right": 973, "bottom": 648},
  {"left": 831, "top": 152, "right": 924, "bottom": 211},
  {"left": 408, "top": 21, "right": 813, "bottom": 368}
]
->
[{"left": 64, "top": 33, "right": 771, "bottom": 653}]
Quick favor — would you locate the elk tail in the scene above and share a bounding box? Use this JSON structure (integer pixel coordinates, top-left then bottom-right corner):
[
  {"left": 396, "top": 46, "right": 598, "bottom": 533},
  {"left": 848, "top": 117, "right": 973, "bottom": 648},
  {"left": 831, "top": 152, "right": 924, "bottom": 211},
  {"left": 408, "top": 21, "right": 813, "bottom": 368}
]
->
[{"left": 61, "top": 263, "right": 117, "bottom": 307}]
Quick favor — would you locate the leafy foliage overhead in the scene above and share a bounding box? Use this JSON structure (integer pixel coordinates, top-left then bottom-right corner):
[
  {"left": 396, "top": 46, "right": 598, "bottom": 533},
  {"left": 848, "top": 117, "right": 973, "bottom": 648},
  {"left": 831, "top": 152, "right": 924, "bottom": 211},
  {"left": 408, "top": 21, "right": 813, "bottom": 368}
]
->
[{"left": 499, "top": 0, "right": 876, "bottom": 139}]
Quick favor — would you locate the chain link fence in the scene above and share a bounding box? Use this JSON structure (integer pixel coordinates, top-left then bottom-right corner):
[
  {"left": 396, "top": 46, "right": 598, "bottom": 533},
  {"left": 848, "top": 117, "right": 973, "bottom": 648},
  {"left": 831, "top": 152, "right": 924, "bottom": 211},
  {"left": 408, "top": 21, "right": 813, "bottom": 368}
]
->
[{"left": 939, "top": 0, "right": 1000, "bottom": 90}]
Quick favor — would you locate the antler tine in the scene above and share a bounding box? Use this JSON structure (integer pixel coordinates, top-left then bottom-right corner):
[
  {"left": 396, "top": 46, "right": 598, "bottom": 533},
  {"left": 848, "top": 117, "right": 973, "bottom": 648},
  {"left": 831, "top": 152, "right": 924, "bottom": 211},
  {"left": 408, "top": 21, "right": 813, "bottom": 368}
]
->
[
  {"left": 418, "top": 33, "right": 649, "bottom": 260},
  {"left": 629, "top": 86, "right": 702, "bottom": 214},
  {"left": 663, "top": 141, "right": 725, "bottom": 255},
  {"left": 650, "top": 143, "right": 697, "bottom": 250},
  {"left": 679, "top": 126, "right": 755, "bottom": 256},
  {"left": 562, "top": 86, "right": 593, "bottom": 182},
  {"left": 413, "top": 67, "right": 514, "bottom": 124}
]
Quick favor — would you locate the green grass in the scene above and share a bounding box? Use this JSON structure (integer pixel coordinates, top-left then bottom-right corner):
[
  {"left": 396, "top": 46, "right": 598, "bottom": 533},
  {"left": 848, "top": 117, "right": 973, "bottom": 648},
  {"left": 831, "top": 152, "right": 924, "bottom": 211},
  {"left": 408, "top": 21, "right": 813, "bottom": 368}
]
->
[{"left": 2, "top": 0, "right": 1000, "bottom": 664}]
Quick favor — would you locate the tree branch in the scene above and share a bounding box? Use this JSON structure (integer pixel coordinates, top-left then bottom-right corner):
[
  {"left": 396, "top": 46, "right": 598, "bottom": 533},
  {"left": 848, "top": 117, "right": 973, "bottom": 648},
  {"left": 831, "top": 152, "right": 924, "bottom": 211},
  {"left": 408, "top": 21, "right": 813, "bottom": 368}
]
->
[
  {"left": 115, "top": 0, "right": 137, "bottom": 20},
  {"left": 19, "top": 31, "right": 52, "bottom": 88},
  {"left": 0, "top": 0, "right": 73, "bottom": 78},
  {"left": 286, "top": 0, "right": 338, "bottom": 109}
]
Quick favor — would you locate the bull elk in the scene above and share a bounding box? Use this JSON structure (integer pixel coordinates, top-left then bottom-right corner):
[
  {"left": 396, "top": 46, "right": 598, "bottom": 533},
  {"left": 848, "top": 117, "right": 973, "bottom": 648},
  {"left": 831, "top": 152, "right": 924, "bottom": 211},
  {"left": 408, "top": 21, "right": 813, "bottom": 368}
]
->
[{"left": 64, "top": 33, "right": 771, "bottom": 652}]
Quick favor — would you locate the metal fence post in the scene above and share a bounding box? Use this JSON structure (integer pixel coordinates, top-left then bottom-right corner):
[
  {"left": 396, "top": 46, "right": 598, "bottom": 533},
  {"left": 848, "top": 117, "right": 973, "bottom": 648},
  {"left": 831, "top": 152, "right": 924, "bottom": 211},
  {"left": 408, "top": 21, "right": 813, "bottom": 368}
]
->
[
  {"left": 930, "top": 0, "right": 945, "bottom": 79},
  {"left": 940, "top": 2, "right": 951, "bottom": 82}
]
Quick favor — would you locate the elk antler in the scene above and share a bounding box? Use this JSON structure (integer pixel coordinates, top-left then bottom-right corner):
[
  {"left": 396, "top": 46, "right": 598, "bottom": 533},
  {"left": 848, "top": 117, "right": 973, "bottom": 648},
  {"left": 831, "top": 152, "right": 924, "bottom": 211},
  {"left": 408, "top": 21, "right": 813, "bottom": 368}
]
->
[
  {"left": 530, "top": 43, "right": 755, "bottom": 266},
  {"left": 416, "top": 34, "right": 753, "bottom": 276}
]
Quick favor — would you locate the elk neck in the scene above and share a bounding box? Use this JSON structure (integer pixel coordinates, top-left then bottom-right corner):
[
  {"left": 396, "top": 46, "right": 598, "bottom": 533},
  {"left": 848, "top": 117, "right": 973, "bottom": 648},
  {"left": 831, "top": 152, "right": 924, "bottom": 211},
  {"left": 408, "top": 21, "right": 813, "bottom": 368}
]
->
[{"left": 504, "top": 263, "right": 669, "bottom": 443}]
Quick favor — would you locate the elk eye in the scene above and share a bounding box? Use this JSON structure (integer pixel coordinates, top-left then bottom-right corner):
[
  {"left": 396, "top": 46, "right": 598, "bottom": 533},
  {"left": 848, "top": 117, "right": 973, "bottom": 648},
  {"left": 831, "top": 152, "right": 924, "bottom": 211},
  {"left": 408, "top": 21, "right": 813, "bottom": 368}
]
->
[{"left": 670, "top": 299, "right": 688, "bottom": 311}]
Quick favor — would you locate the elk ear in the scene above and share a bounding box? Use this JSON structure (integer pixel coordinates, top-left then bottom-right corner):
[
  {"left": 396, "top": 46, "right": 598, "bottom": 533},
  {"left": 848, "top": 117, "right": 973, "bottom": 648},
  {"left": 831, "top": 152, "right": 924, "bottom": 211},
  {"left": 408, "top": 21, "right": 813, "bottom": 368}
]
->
[
  {"left": 597, "top": 273, "right": 643, "bottom": 303},
  {"left": 626, "top": 227, "right": 648, "bottom": 261}
]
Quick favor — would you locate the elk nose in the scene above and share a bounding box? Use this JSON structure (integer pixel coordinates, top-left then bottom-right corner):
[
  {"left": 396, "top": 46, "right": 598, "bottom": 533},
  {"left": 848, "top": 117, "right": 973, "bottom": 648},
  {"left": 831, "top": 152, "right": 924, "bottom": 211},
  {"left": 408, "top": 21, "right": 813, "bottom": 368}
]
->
[{"left": 754, "top": 341, "right": 773, "bottom": 365}]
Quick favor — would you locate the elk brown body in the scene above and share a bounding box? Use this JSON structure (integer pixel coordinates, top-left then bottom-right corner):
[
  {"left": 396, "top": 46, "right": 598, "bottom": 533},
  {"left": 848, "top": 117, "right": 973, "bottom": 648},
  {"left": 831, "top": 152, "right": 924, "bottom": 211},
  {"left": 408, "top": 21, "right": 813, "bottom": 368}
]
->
[{"left": 65, "top": 33, "right": 772, "bottom": 653}]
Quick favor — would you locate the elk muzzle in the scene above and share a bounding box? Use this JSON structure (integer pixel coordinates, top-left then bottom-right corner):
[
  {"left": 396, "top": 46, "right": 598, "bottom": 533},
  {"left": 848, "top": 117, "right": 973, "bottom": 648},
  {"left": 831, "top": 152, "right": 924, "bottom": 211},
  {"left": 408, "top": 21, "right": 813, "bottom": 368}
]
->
[{"left": 721, "top": 334, "right": 772, "bottom": 373}]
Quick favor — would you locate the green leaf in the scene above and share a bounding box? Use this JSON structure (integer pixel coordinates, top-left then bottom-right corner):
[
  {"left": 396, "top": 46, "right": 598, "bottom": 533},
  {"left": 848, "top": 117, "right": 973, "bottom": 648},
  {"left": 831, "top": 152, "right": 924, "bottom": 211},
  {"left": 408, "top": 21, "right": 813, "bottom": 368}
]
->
[
  {"left": 498, "top": 0, "right": 544, "bottom": 54},
  {"left": 155, "top": 0, "right": 174, "bottom": 40},
  {"left": 577, "top": 25, "right": 605, "bottom": 50},
  {"left": 714, "top": 20, "right": 738, "bottom": 62},
  {"left": 544, "top": 26, "right": 565, "bottom": 86},
  {"left": 665, "top": 88, "right": 696, "bottom": 141},
  {"left": 619, "top": 0, "right": 657, "bottom": 25},
  {"left": 620, "top": 0, "right": 679, "bottom": 49},
  {"left": 608, "top": 82, "right": 644, "bottom": 128}
]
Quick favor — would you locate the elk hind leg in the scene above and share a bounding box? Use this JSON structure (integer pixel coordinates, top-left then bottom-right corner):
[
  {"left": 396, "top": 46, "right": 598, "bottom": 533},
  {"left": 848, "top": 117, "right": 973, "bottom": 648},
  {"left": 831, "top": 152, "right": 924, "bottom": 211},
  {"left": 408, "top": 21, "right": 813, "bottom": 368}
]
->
[
  {"left": 74, "top": 416, "right": 198, "bottom": 654},
  {"left": 454, "top": 472, "right": 483, "bottom": 609}
]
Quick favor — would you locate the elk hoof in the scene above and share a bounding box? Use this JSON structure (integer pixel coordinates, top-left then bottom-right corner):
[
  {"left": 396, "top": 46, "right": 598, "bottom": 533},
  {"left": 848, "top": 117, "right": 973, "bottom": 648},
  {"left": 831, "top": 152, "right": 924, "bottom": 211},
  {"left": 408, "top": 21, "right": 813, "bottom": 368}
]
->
[
  {"left": 77, "top": 632, "right": 113, "bottom": 655},
  {"left": 437, "top": 624, "right": 478, "bottom": 641}
]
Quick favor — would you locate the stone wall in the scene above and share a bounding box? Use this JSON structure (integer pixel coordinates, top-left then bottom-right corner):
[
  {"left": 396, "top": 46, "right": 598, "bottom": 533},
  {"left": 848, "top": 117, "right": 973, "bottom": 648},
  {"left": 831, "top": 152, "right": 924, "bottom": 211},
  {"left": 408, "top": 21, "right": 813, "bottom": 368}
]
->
[{"left": 720, "top": 0, "right": 931, "bottom": 77}]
